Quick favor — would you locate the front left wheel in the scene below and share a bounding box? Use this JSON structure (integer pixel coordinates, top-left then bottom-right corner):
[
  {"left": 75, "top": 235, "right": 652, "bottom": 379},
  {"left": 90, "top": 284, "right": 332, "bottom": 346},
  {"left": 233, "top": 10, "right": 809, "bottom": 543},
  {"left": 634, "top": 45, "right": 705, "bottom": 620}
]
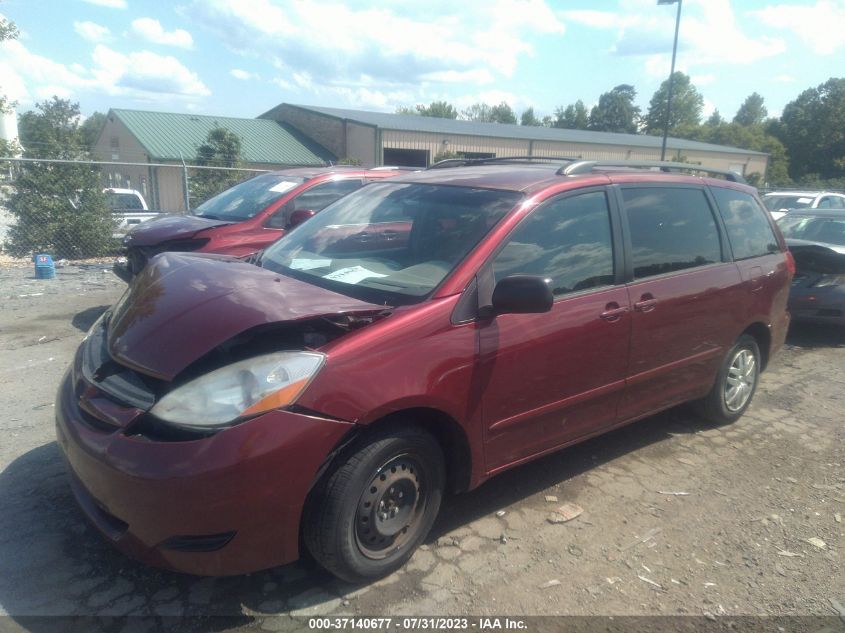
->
[{"left": 303, "top": 426, "right": 445, "bottom": 583}]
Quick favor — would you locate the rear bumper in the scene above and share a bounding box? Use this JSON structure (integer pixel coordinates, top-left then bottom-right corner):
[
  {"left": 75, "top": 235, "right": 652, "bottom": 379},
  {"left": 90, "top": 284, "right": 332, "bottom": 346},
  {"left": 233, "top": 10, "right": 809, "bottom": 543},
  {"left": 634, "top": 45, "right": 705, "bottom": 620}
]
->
[
  {"left": 55, "top": 365, "right": 354, "bottom": 576},
  {"left": 789, "top": 290, "right": 845, "bottom": 326}
]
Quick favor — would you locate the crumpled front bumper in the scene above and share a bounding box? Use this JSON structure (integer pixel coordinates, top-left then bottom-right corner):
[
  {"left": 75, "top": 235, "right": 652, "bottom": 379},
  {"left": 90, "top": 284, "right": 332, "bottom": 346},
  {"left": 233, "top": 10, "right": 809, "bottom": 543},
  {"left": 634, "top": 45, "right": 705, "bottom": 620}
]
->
[{"left": 55, "top": 347, "right": 355, "bottom": 576}]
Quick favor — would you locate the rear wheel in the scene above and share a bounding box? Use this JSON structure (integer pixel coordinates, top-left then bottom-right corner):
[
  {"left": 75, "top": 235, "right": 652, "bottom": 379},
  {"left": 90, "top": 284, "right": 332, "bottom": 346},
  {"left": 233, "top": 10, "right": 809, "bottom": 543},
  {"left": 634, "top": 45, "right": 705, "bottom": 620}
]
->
[
  {"left": 303, "top": 426, "right": 445, "bottom": 583},
  {"left": 696, "top": 334, "right": 761, "bottom": 424}
]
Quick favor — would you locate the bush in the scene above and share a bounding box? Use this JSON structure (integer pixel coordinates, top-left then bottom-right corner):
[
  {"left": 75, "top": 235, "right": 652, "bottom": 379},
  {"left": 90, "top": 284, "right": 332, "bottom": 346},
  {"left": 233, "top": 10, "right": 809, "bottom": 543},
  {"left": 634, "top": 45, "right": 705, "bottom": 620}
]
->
[{"left": 4, "top": 98, "right": 115, "bottom": 259}]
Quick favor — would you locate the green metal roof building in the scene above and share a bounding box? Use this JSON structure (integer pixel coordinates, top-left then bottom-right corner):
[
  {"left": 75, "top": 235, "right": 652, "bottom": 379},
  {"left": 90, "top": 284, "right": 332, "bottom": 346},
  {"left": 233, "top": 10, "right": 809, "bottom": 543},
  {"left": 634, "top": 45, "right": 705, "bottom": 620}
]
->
[
  {"left": 261, "top": 103, "right": 768, "bottom": 177},
  {"left": 93, "top": 109, "right": 334, "bottom": 211}
]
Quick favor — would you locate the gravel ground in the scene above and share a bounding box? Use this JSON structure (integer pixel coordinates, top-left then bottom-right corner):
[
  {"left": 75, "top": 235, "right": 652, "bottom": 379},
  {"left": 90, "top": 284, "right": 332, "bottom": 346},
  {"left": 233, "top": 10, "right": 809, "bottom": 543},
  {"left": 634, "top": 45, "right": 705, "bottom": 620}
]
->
[{"left": 0, "top": 264, "right": 843, "bottom": 631}]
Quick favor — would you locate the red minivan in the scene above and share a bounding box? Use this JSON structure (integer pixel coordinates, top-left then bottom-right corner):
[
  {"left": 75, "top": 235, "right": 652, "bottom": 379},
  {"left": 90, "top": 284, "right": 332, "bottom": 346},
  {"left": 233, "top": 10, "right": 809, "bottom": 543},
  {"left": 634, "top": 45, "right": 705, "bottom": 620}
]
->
[
  {"left": 114, "top": 166, "right": 405, "bottom": 281},
  {"left": 57, "top": 159, "right": 793, "bottom": 582}
]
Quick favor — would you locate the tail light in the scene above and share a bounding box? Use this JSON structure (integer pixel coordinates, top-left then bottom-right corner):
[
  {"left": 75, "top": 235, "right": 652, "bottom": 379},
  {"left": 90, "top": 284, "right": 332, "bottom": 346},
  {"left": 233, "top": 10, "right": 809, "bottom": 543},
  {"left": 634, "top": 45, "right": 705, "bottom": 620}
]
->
[{"left": 785, "top": 250, "right": 796, "bottom": 278}]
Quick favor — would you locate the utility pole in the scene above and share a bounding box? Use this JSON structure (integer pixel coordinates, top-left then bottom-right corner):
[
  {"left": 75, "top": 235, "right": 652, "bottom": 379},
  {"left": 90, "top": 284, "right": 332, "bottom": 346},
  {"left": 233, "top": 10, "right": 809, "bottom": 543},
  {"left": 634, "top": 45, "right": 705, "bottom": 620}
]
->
[{"left": 658, "top": 0, "right": 682, "bottom": 161}]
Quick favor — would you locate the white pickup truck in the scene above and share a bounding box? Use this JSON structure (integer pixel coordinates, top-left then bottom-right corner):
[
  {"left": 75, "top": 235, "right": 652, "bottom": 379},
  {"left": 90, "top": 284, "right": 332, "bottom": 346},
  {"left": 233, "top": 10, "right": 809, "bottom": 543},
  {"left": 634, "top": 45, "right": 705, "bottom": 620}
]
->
[{"left": 104, "top": 188, "right": 160, "bottom": 237}]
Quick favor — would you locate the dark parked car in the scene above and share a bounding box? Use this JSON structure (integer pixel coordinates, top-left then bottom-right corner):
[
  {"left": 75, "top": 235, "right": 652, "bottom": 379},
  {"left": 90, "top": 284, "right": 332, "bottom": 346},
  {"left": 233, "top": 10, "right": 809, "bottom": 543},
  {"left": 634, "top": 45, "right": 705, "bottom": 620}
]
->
[
  {"left": 114, "top": 166, "right": 405, "bottom": 282},
  {"left": 778, "top": 210, "right": 845, "bottom": 326},
  {"left": 57, "top": 159, "right": 793, "bottom": 582}
]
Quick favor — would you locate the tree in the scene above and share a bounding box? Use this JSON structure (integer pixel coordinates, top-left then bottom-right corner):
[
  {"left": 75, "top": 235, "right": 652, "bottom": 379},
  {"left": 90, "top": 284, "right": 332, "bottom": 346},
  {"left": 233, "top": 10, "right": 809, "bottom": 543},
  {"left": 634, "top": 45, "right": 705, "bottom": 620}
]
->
[
  {"left": 588, "top": 84, "right": 641, "bottom": 133},
  {"left": 705, "top": 109, "right": 725, "bottom": 127},
  {"left": 697, "top": 121, "right": 790, "bottom": 186},
  {"left": 733, "top": 93, "right": 767, "bottom": 127},
  {"left": 0, "top": 14, "right": 19, "bottom": 116},
  {"left": 461, "top": 102, "right": 517, "bottom": 124},
  {"left": 80, "top": 111, "right": 107, "bottom": 150},
  {"left": 5, "top": 98, "right": 114, "bottom": 258},
  {"left": 520, "top": 107, "right": 542, "bottom": 126},
  {"left": 775, "top": 78, "right": 845, "bottom": 181},
  {"left": 396, "top": 101, "right": 458, "bottom": 119},
  {"left": 189, "top": 127, "right": 244, "bottom": 206},
  {"left": 417, "top": 101, "right": 459, "bottom": 119},
  {"left": 643, "top": 72, "right": 704, "bottom": 138},
  {"left": 552, "top": 101, "right": 589, "bottom": 129}
]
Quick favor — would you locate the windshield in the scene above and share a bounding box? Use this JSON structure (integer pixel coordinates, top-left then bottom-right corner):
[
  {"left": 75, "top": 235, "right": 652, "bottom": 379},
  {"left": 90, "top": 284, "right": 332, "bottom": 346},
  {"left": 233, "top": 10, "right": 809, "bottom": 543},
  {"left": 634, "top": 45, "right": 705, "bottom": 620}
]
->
[
  {"left": 107, "top": 192, "right": 144, "bottom": 211},
  {"left": 778, "top": 215, "right": 845, "bottom": 247},
  {"left": 192, "top": 173, "right": 306, "bottom": 221},
  {"left": 261, "top": 182, "right": 521, "bottom": 305},
  {"left": 763, "top": 194, "right": 813, "bottom": 211}
]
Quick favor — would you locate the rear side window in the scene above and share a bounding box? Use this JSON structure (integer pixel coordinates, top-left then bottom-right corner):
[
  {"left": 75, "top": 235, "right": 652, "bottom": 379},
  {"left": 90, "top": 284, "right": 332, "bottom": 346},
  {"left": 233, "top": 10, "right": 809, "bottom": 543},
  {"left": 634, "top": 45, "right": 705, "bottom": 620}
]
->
[
  {"left": 292, "top": 179, "right": 364, "bottom": 212},
  {"left": 623, "top": 187, "right": 721, "bottom": 279},
  {"left": 493, "top": 190, "right": 615, "bottom": 296},
  {"left": 711, "top": 188, "right": 779, "bottom": 260}
]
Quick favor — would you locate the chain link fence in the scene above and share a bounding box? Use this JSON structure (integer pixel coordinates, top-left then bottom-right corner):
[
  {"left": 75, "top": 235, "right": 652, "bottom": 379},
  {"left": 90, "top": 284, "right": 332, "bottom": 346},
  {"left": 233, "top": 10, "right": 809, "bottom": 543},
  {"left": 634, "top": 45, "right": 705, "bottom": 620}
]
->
[{"left": 0, "top": 157, "right": 272, "bottom": 267}]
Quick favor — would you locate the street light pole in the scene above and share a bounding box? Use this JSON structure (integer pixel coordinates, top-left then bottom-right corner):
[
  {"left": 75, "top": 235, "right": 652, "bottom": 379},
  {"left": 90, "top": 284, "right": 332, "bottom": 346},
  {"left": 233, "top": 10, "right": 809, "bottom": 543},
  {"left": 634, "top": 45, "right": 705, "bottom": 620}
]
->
[{"left": 659, "top": 0, "right": 682, "bottom": 161}]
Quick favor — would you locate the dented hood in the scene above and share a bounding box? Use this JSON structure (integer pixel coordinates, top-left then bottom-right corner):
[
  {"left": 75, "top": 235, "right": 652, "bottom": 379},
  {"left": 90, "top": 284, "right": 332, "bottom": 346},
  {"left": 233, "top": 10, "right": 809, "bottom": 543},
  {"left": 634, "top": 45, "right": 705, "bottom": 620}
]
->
[
  {"left": 787, "top": 239, "right": 845, "bottom": 274},
  {"left": 107, "top": 252, "right": 388, "bottom": 380},
  {"left": 123, "top": 214, "right": 233, "bottom": 246}
]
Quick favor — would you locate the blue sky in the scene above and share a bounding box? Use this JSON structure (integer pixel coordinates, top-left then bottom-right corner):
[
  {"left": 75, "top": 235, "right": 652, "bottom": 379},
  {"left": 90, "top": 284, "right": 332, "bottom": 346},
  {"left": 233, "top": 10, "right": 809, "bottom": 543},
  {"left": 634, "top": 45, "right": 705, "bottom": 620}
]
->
[{"left": 1, "top": 0, "right": 843, "bottom": 122}]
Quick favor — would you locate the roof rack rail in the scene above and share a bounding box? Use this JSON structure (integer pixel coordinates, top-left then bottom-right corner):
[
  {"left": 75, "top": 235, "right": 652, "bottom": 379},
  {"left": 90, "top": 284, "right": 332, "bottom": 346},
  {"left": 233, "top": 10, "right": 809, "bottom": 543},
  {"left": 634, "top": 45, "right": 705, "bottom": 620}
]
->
[
  {"left": 428, "top": 155, "right": 581, "bottom": 170},
  {"left": 559, "top": 160, "right": 747, "bottom": 184}
]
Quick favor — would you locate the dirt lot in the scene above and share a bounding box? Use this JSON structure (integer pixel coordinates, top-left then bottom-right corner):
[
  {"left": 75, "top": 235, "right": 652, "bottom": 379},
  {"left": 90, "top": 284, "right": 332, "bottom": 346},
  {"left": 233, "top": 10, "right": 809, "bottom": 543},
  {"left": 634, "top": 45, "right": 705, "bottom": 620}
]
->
[{"left": 0, "top": 263, "right": 843, "bottom": 631}]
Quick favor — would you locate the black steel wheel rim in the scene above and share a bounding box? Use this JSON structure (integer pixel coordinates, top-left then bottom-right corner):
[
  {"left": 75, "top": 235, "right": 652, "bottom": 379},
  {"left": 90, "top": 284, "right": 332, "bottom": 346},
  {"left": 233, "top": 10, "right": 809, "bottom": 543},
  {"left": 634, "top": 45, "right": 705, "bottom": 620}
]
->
[{"left": 354, "top": 453, "right": 428, "bottom": 560}]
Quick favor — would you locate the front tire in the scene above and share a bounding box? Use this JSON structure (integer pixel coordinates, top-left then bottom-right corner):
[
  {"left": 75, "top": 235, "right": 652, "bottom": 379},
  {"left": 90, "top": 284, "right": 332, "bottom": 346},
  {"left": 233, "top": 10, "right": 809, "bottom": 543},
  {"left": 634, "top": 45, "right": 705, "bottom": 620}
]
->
[
  {"left": 303, "top": 426, "right": 445, "bottom": 583},
  {"left": 696, "top": 334, "right": 761, "bottom": 424}
]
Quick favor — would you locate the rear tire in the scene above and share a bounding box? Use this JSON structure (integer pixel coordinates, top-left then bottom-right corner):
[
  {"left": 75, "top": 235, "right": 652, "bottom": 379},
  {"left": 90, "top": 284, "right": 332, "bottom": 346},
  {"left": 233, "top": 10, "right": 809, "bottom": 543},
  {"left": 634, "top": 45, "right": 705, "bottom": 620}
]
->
[
  {"left": 303, "top": 426, "right": 445, "bottom": 583},
  {"left": 696, "top": 334, "right": 761, "bottom": 424}
]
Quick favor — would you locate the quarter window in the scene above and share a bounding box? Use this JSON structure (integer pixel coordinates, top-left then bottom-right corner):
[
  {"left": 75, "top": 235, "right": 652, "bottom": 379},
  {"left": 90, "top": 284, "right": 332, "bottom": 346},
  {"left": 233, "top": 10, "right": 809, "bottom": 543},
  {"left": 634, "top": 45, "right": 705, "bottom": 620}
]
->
[
  {"left": 493, "top": 191, "right": 615, "bottom": 296},
  {"left": 711, "top": 188, "right": 779, "bottom": 260},
  {"left": 623, "top": 187, "right": 721, "bottom": 279}
]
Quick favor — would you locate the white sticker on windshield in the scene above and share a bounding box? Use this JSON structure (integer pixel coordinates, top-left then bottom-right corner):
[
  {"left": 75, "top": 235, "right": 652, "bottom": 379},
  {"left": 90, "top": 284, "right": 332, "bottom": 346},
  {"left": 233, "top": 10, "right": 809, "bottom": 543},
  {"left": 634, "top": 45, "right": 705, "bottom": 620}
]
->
[
  {"left": 797, "top": 197, "right": 812, "bottom": 204},
  {"left": 289, "top": 258, "right": 332, "bottom": 271},
  {"left": 323, "top": 266, "right": 388, "bottom": 284},
  {"left": 269, "top": 181, "right": 299, "bottom": 194}
]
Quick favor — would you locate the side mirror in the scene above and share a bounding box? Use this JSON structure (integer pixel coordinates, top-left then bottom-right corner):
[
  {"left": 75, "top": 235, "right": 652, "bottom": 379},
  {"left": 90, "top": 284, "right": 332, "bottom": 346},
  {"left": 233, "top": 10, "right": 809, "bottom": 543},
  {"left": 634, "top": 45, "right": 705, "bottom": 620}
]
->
[
  {"left": 288, "top": 209, "right": 317, "bottom": 229},
  {"left": 491, "top": 275, "right": 554, "bottom": 315}
]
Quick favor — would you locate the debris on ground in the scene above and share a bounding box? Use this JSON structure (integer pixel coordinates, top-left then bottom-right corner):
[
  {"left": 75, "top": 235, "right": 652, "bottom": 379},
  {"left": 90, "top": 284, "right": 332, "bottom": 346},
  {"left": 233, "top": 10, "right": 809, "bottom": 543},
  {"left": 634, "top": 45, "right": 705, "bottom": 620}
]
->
[
  {"left": 544, "top": 495, "right": 559, "bottom": 502},
  {"left": 495, "top": 510, "right": 506, "bottom": 517},
  {"left": 657, "top": 491, "right": 690, "bottom": 496},
  {"left": 806, "top": 537, "right": 827, "bottom": 550},
  {"left": 636, "top": 575, "right": 664, "bottom": 591},
  {"left": 549, "top": 502, "right": 583, "bottom": 523},
  {"left": 776, "top": 547, "right": 804, "bottom": 558},
  {"left": 538, "top": 580, "right": 561, "bottom": 589},
  {"left": 835, "top": 513, "right": 842, "bottom": 524}
]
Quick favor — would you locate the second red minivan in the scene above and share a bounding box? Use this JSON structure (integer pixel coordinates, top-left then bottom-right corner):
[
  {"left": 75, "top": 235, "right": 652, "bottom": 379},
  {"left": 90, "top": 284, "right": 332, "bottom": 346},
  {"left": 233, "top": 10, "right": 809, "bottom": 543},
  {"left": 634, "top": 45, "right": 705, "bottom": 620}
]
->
[
  {"left": 114, "top": 166, "right": 405, "bottom": 281},
  {"left": 58, "top": 159, "right": 792, "bottom": 583}
]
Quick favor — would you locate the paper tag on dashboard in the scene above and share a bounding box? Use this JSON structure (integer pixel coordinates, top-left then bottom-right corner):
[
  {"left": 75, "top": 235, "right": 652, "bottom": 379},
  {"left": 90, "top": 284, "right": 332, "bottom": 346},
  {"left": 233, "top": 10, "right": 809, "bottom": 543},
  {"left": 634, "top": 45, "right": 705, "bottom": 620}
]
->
[
  {"left": 269, "top": 181, "right": 299, "bottom": 194},
  {"left": 289, "top": 258, "right": 332, "bottom": 271},
  {"left": 323, "top": 266, "right": 388, "bottom": 284}
]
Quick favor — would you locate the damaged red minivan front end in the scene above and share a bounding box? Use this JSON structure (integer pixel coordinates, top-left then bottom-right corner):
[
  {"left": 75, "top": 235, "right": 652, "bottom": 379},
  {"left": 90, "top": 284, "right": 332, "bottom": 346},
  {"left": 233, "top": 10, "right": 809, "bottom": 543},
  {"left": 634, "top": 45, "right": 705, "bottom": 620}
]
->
[{"left": 56, "top": 252, "right": 390, "bottom": 575}]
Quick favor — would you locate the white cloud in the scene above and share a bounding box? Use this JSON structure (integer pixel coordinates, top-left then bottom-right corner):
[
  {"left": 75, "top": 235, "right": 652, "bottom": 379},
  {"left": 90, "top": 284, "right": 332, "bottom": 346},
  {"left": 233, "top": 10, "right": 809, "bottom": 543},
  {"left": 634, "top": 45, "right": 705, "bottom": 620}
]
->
[
  {"left": 91, "top": 45, "right": 209, "bottom": 96},
  {"left": 691, "top": 73, "right": 716, "bottom": 86},
  {"left": 751, "top": 1, "right": 845, "bottom": 55},
  {"left": 562, "top": 9, "right": 637, "bottom": 29},
  {"left": 81, "top": 0, "right": 127, "bottom": 8},
  {"left": 188, "top": 0, "right": 565, "bottom": 92},
  {"left": 775, "top": 74, "right": 796, "bottom": 82},
  {"left": 230, "top": 68, "right": 259, "bottom": 80},
  {"left": 130, "top": 18, "right": 193, "bottom": 49},
  {"left": 564, "top": 0, "right": 785, "bottom": 69},
  {"left": 0, "top": 38, "right": 209, "bottom": 106},
  {"left": 73, "top": 21, "right": 111, "bottom": 43}
]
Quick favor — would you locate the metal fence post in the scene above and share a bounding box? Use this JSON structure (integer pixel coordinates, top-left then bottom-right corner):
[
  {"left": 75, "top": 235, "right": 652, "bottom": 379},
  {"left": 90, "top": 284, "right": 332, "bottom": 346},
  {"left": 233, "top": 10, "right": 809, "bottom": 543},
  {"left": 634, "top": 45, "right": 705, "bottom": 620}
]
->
[{"left": 179, "top": 152, "right": 190, "bottom": 212}]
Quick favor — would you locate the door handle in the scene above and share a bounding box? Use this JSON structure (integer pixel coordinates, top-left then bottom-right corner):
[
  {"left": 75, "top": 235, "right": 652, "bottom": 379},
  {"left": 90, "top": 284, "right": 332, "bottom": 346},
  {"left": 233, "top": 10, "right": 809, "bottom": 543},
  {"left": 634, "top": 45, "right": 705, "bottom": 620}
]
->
[
  {"left": 600, "top": 303, "right": 630, "bottom": 321},
  {"left": 634, "top": 297, "right": 657, "bottom": 312}
]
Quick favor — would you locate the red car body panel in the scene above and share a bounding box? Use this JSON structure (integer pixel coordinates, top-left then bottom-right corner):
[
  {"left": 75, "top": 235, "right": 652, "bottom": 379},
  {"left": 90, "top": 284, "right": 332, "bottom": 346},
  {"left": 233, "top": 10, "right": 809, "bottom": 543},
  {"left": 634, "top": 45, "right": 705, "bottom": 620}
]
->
[{"left": 57, "top": 165, "right": 792, "bottom": 576}]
